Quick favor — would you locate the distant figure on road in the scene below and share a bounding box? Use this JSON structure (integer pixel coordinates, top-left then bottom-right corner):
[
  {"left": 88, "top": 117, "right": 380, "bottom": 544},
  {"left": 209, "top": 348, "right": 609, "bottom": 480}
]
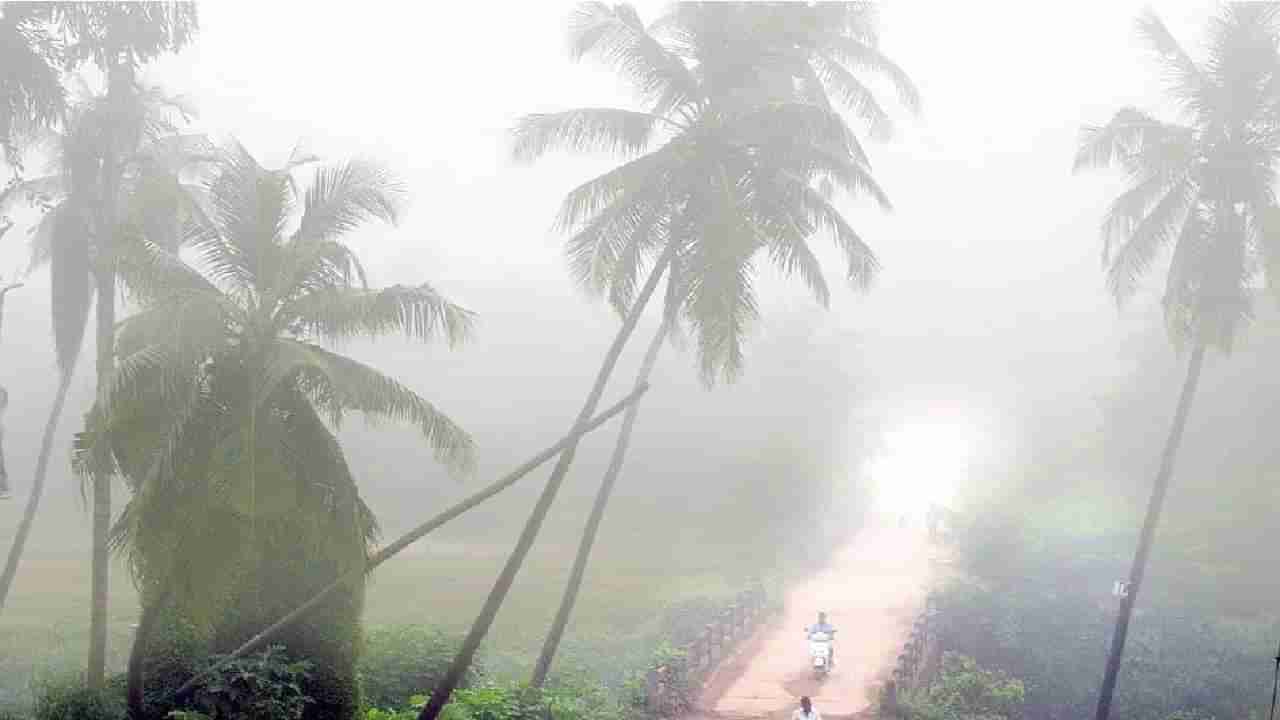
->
[
  {"left": 927, "top": 503, "right": 940, "bottom": 541},
  {"left": 793, "top": 696, "right": 822, "bottom": 720}
]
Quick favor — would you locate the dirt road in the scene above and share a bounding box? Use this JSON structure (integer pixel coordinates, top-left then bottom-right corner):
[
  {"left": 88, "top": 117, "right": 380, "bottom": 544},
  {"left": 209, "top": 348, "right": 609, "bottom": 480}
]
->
[{"left": 700, "top": 516, "right": 941, "bottom": 720}]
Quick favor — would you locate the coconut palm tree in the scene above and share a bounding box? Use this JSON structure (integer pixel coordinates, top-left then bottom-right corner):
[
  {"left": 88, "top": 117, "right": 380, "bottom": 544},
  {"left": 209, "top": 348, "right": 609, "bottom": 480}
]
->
[
  {"left": 80, "top": 142, "right": 474, "bottom": 719},
  {"left": 49, "top": 3, "right": 198, "bottom": 685},
  {"left": 525, "top": 1, "right": 917, "bottom": 686},
  {"left": 0, "top": 2, "right": 202, "bottom": 685},
  {"left": 421, "top": 3, "right": 914, "bottom": 715},
  {"left": 1073, "top": 7, "right": 1280, "bottom": 719},
  {"left": 0, "top": 2, "right": 65, "bottom": 170},
  {"left": 0, "top": 88, "right": 209, "bottom": 641}
]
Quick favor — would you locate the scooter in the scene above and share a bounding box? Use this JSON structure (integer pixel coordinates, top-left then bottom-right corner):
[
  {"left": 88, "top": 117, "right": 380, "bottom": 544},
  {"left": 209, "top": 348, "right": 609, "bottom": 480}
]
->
[{"left": 808, "top": 630, "right": 833, "bottom": 678}]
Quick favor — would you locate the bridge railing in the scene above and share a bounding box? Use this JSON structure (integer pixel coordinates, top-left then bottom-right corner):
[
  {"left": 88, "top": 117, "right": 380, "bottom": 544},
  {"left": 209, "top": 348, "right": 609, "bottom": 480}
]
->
[
  {"left": 642, "top": 583, "right": 771, "bottom": 717},
  {"left": 882, "top": 593, "right": 940, "bottom": 716}
]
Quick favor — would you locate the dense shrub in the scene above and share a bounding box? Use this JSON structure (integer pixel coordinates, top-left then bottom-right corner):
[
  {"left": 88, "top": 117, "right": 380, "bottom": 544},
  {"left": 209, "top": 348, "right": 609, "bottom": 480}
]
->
[
  {"left": 933, "top": 522, "right": 1276, "bottom": 720},
  {"left": 180, "top": 645, "right": 312, "bottom": 720},
  {"left": 362, "top": 682, "right": 622, "bottom": 720},
  {"left": 359, "top": 626, "right": 481, "bottom": 709},
  {"left": 902, "top": 653, "right": 1024, "bottom": 720},
  {"left": 30, "top": 675, "right": 126, "bottom": 720}
]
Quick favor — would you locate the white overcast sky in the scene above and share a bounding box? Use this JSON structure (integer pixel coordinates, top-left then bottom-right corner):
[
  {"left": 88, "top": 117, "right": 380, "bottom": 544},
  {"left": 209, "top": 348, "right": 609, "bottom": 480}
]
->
[{"left": 0, "top": 1, "right": 1225, "bottom": 502}]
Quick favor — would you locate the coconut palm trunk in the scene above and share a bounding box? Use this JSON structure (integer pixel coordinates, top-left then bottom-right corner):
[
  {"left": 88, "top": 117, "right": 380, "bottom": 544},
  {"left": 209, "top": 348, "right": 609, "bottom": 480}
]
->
[
  {"left": 419, "top": 249, "right": 674, "bottom": 720},
  {"left": 0, "top": 371, "right": 74, "bottom": 610},
  {"left": 126, "top": 583, "right": 172, "bottom": 719},
  {"left": 1094, "top": 341, "right": 1206, "bottom": 720},
  {"left": 87, "top": 264, "right": 115, "bottom": 688},
  {"left": 86, "top": 52, "right": 133, "bottom": 688},
  {"left": 531, "top": 312, "right": 671, "bottom": 687}
]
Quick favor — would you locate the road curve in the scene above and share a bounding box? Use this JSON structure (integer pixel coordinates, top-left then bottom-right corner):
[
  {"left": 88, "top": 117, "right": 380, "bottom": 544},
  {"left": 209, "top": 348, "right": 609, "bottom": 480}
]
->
[{"left": 699, "top": 517, "right": 940, "bottom": 720}]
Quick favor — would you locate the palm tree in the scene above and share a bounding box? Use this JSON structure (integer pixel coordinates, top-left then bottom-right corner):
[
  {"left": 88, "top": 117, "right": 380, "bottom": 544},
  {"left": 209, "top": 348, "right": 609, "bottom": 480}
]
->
[
  {"left": 1, "top": 2, "right": 202, "bottom": 685},
  {"left": 0, "top": 2, "right": 65, "bottom": 171},
  {"left": 0, "top": 89, "right": 208, "bottom": 635},
  {"left": 1073, "top": 7, "right": 1280, "bottom": 719},
  {"left": 82, "top": 142, "right": 474, "bottom": 719},
  {"left": 421, "top": 3, "right": 914, "bottom": 715},
  {"left": 525, "top": 1, "right": 917, "bottom": 686}
]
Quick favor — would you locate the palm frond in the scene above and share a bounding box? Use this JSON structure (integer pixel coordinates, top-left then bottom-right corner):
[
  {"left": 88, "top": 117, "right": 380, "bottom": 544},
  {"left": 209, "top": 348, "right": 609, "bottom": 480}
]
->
[
  {"left": 568, "top": 2, "right": 698, "bottom": 113},
  {"left": 554, "top": 146, "right": 677, "bottom": 231},
  {"left": 796, "top": 181, "right": 879, "bottom": 291},
  {"left": 49, "top": 204, "right": 92, "bottom": 376},
  {"left": 811, "top": 54, "right": 894, "bottom": 140},
  {"left": 1106, "top": 182, "right": 1196, "bottom": 304},
  {"left": 1136, "top": 10, "right": 1210, "bottom": 115},
  {"left": 821, "top": 36, "right": 921, "bottom": 115},
  {"left": 283, "top": 283, "right": 475, "bottom": 346},
  {"left": 564, "top": 184, "right": 668, "bottom": 300},
  {"left": 512, "top": 108, "right": 661, "bottom": 163},
  {"left": 682, "top": 229, "right": 759, "bottom": 386},
  {"left": 294, "top": 159, "right": 404, "bottom": 243},
  {"left": 277, "top": 340, "right": 476, "bottom": 474}
]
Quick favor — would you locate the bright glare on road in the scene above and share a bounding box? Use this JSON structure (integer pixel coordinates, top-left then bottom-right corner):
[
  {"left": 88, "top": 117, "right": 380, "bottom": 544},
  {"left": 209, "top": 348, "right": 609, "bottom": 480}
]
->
[{"left": 866, "top": 415, "right": 986, "bottom": 516}]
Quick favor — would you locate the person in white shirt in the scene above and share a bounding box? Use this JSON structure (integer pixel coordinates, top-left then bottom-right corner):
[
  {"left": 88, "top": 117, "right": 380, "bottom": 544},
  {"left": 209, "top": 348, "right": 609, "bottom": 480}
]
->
[{"left": 793, "top": 696, "right": 821, "bottom": 720}]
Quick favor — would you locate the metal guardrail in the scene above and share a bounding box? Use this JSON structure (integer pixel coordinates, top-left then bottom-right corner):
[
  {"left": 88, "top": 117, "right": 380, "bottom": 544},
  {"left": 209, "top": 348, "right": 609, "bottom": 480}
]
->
[
  {"left": 883, "top": 594, "right": 939, "bottom": 716},
  {"left": 643, "top": 584, "right": 770, "bottom": 717}
]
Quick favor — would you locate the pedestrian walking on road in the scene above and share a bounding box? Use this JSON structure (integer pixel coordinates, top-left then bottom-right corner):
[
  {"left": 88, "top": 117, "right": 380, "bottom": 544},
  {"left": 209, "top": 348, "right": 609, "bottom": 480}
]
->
[{"left": 793, "top": 696, "right": 822, "bottom": 720}]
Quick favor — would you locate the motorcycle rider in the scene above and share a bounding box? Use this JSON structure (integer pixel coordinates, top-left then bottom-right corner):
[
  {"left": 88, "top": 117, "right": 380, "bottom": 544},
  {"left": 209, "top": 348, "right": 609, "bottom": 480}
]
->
[{"left": 805, "top": 612, "right": 836, "bottom": 667}]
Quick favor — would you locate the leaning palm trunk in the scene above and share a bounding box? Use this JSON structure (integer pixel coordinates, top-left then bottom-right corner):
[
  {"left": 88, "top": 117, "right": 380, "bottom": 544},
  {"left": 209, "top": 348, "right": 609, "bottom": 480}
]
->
[
  {"left": 419, "top": 249, "right": 675, "bottom": 720},
  {"left": 166, "top": 384, "right": 649, "bottom": 705},
  {"left": 0, "top": 371, "right": 74, "bottom": 610},
  {"left": 531, "top": 313, "right": 670, "bottom": 687},
  {"left": 1094, "top": 342, "right": 1206, "bottom": 720}
]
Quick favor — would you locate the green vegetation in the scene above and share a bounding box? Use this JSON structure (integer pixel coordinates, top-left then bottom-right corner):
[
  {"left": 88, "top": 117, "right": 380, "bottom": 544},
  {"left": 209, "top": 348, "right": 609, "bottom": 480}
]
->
[{"left": 900, "top": 653, "right": 1024, "bottom": 720}]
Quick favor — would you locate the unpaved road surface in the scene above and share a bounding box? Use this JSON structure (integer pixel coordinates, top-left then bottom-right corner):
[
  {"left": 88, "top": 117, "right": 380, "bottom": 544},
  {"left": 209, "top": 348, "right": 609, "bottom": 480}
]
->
[{"left": 700, "top": 517, "right": 941, "bottom": 720}]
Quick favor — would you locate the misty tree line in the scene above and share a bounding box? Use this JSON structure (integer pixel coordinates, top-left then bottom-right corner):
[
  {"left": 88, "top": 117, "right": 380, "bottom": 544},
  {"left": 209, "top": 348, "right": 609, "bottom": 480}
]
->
[{"left": 1, "top": 3, "right": 1278, "bottom": 720}]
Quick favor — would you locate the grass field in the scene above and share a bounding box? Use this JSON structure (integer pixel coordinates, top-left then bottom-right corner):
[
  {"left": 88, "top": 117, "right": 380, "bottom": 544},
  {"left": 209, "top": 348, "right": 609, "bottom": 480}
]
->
[{"left": 0, "top": 529, "right": 774, "bottom": 709}]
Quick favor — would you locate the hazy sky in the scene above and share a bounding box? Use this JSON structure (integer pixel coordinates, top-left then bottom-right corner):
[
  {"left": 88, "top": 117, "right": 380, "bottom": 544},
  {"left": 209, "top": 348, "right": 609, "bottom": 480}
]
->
[{"left": 0, "top": 1, "right": 1226, "bottom": 524}]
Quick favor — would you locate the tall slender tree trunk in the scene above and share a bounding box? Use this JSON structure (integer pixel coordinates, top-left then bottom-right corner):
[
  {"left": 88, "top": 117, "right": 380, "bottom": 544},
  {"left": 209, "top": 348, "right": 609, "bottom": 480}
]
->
[
  {"left": 419, "top": 249, "right": 675, "bottom": 720},
  {"left": 88, "top": 265, "right": 115, "bottom": 688},
  {"left": 1094, "top": 341, "right": 1206, "bottom": 720},
  {"left": 531, "top": 315, "right": 670, "bottom": 687},
  {"left": 87, "top": 54, "right": 131, "bottom": 688},
  {"left": 0, "top": 371, "right": 74, "bottom": 610},
  {"left": 126, "top": 583, "right": 172, "bottom": 720}
]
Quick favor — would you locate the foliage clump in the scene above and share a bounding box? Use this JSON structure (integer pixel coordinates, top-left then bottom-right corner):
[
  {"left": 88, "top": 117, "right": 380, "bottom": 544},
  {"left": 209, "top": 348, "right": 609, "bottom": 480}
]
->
[{"left": 901, "top": 653, "right": 1024, "bottom": 720}]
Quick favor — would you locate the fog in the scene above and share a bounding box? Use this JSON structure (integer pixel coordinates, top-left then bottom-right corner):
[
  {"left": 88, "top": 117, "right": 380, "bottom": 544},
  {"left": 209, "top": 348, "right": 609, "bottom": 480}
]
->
[
  {"left": 1, "top": 2, "right": 1217, "bottom": 538},
  {"left": 2, "top": 2, "right": 1278, "bottom": 719}
]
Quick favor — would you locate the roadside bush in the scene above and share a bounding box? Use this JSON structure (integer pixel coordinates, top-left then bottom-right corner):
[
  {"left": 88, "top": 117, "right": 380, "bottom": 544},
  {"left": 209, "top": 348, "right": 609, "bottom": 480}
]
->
[
  {"left": 359, "top": 626, "right": 481, "bottom": 709},
  {"left": 180, "top": 645, "right": 312, "bottom": 720},
  {"left": 30, "top": 675, "right": 126, "bottom": 720},
  {"left": 363, "top": 682, "right": 623, "bottom": 720},
  {"left": 902, "top": 653, "right": 1024, "bottom": 720}
]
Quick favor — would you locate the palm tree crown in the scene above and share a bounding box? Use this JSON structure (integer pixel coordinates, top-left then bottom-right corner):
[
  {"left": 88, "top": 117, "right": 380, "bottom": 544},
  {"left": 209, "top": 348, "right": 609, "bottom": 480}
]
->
[
  {"left": 514, "top": 2, "right": 917, "bottom": 383},
  {"left": 85, "top": 143, "right": 476, "bottom": 610},
  {"left": 1075, "top": 5, "right": 1280, "bottom": 349}
]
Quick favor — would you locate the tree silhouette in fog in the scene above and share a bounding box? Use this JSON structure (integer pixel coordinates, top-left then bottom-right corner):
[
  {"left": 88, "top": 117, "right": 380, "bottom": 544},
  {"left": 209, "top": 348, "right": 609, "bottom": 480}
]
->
[
  {"left": 80, "top": 142, "right": 475, "bottom": 719},
  {"left": 525, "top": 1, "right": 919, "bottom": 686},
  {"left": 421, "top": 2, "right": 917, "bottom": 714},
  {"left": 1074, "top": 6, "right": 1280, "bottom": 719}
]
